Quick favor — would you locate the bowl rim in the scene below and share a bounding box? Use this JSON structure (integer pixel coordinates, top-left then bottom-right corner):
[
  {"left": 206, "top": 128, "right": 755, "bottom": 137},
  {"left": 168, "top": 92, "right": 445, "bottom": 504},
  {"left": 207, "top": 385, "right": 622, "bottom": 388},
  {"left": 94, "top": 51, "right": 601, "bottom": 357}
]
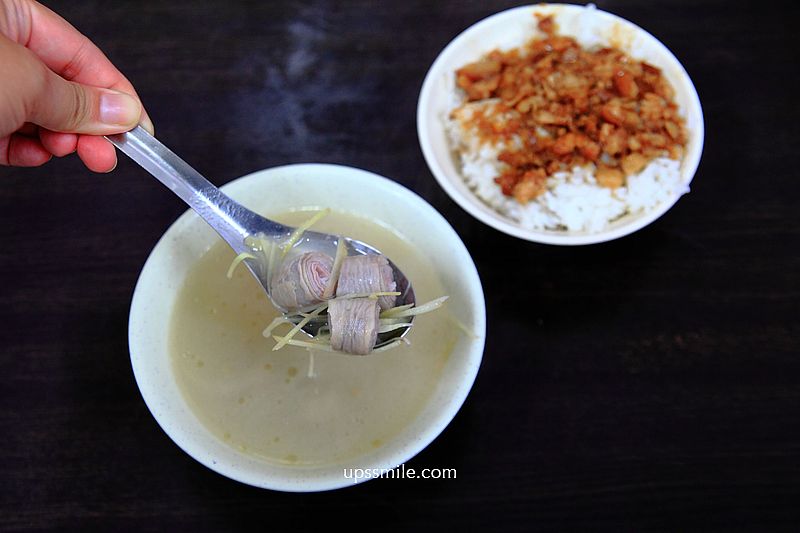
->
[
  {"left": 128, "top": 163, "right": 486, "bottom": 491},
  {"left": 417, "top": 3, "right": 705, "bottom": 245}
]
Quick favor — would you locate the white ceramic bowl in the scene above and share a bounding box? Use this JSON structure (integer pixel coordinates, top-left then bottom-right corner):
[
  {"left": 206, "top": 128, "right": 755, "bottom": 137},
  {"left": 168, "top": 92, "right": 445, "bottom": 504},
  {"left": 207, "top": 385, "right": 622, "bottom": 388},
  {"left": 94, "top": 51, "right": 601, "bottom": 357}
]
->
[
  {"left": 417, "top": 4, "right": 704, "bottom": 245},
  {"left": 128, "top": 164, "right": 485, "bottom": 491}
]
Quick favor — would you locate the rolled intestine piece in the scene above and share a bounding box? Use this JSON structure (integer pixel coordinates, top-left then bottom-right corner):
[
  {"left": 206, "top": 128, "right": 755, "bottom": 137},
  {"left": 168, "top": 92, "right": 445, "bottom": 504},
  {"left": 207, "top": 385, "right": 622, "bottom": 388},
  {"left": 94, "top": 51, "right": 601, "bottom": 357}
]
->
[
  {"left": 328, "top": 298, "right": 381, "bottom": 355},
  {"left": 336, "top": 255, "right": 397, "bottom": 310},
  {"left": 270, "top": 252, "right": 334, "bottom": 312}
]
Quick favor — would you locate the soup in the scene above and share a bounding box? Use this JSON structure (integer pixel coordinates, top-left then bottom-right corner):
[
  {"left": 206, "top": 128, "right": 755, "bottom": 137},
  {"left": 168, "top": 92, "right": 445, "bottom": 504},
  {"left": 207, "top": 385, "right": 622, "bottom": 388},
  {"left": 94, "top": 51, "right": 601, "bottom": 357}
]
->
[{"left": 170, "top": 209, "right": 456, "bottom": 466}]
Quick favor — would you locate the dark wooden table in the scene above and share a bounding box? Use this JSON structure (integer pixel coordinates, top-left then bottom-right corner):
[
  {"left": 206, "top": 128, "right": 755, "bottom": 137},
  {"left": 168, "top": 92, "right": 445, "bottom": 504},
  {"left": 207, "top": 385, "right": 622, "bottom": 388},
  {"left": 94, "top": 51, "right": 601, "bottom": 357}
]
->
[{"left": 2, "top": 1, "right": 798, "bottom": 530}]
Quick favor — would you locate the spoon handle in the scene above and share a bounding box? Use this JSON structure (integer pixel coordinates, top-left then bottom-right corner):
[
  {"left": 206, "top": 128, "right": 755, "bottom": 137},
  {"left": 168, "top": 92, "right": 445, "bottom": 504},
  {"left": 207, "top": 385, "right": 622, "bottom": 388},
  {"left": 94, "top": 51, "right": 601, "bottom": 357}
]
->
[{"left": 107, "top": 126, "right": 271, "bottom": 254}]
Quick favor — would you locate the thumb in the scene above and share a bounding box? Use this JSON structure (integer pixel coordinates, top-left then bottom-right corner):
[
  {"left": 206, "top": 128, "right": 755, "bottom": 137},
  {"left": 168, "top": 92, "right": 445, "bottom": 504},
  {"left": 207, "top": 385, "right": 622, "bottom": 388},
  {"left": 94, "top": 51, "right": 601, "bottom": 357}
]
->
[{"left": 31, "top": 71, "right": 142, "bottom": 135}]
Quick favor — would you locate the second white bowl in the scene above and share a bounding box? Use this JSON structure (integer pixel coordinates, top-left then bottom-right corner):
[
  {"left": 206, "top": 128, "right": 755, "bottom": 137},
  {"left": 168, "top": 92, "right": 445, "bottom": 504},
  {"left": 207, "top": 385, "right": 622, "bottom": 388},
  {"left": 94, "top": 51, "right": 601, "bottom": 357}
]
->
[{"left": 417, "top": 4, "right": 704, "bottom": 245}]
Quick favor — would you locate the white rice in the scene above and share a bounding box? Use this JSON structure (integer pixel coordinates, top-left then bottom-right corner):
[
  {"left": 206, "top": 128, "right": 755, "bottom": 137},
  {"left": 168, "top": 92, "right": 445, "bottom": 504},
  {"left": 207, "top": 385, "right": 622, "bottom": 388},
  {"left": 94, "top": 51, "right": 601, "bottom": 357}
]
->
[{"left": 446, "top": 100, "right": 687, "bottom": 233}]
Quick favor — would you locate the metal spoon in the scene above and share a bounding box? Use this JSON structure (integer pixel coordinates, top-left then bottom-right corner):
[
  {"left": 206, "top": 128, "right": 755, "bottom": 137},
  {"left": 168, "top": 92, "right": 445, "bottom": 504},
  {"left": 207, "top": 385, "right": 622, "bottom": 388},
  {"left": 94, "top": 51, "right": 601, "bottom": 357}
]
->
[{"left": 107, "top": 126, "right": 414, "bottom": 348}]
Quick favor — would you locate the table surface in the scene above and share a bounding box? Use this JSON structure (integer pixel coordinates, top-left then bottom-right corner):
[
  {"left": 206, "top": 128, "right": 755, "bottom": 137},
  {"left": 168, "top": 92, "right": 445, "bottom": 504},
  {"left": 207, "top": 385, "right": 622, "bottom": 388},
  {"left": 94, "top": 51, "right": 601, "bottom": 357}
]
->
[{"left": 2, "top": 1, "right": 798, "bottom": 531}]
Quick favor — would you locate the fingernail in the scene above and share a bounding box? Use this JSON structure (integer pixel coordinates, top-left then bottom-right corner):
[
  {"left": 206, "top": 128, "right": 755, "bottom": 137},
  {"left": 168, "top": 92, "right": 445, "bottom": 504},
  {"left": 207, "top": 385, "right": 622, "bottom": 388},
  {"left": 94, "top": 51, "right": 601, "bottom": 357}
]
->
[
  {"left": 99, "top": 90, "right": 140, "bottom": 126},
  {"left": 140, "top": 113, "right": 155, "bottom": 135},
  {"left": 105, "top": 156, "right": 118, "bottom": 173}
]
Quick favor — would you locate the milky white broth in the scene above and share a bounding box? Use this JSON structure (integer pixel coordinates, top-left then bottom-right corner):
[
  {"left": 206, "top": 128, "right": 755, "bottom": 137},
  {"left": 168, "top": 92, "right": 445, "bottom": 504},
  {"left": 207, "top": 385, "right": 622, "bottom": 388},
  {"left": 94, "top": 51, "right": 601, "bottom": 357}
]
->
[{"left": 170, "top": 209, "right": 456, "bottom": 466}]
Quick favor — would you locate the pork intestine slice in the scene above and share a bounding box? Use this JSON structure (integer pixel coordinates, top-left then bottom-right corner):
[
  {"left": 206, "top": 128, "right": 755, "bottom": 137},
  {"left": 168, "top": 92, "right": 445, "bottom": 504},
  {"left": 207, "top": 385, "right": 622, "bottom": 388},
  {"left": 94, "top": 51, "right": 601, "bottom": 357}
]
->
[
  {"left": 336, "top": 255, "right": 397, "bottom": 310},
  {"left": 328, "top": 298, "right": 381, "bottom": 355},
  {"left": 270, "top": 252, "right": 334, "bottom": 312}
]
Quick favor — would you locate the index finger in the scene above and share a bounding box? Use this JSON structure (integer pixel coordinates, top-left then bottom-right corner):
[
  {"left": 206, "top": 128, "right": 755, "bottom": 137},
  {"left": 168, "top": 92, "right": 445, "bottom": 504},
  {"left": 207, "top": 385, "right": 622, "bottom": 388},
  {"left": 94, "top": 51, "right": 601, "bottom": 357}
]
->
[
  {"left": 21, "top": 1, "right": 151, "bottom": 128},
  {"left": 23, "top": 2, "right": 134, "bottom": 93}
]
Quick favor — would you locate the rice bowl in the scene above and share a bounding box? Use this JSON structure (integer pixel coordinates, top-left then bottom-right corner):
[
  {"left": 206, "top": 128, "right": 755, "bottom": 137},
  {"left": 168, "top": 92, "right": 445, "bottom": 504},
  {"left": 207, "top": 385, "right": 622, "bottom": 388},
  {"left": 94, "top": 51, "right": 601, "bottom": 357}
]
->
[{"left": 418, "top": 4, "right": 704, "bottom": 244}]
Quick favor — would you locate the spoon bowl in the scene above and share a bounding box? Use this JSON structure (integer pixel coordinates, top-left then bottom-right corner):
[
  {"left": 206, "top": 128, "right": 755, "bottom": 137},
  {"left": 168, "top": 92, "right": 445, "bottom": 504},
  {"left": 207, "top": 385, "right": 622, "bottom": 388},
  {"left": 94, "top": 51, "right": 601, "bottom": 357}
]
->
[{"left": 107, "top": 126, "right": 415, "bottom": 348}]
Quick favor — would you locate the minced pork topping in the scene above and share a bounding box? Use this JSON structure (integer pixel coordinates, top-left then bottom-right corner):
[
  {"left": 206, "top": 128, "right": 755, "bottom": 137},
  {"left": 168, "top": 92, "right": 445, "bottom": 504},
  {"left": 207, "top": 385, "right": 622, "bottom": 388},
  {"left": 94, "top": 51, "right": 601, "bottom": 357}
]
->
[{"left": 453, "top": 14, "right": 688, "bottom": 203}]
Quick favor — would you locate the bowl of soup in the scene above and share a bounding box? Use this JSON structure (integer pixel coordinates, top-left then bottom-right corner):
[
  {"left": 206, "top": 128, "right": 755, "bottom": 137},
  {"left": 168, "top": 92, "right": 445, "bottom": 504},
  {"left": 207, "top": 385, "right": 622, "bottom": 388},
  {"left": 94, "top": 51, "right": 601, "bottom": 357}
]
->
[{"left": 128, "top": 164, "right": 485, "bottom": 491}]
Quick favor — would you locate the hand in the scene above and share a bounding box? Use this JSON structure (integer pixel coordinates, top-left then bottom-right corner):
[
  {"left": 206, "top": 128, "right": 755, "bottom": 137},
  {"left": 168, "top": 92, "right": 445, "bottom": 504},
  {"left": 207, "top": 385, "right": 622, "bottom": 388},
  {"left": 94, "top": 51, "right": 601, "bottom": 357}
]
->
[{"left": 0, "top": 0, "right": 152, "bottom": 172}]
